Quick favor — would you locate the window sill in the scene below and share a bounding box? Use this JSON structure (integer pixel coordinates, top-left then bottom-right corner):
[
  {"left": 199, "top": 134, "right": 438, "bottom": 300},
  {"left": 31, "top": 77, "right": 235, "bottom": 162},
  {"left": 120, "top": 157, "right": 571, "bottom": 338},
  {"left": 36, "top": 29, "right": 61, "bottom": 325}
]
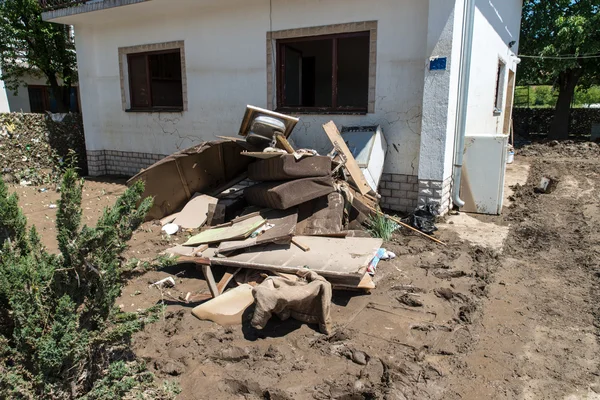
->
[
  {"left": 276, "top": 108, "right": 368, "bottom": 115},
  {"left": 126, "top": 108, "right": 184, "bottom": 113}
]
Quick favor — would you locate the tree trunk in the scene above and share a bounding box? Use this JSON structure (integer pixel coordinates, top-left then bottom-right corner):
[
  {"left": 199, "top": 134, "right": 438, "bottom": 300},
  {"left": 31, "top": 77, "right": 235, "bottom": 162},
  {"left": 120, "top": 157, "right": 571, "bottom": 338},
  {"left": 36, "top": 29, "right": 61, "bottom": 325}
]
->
[
  {"left": 47, "top": 74, "right": 69, "bottom": 113},
  {"left": 548, "top": 69, "right": 581, "bottom": 140}
]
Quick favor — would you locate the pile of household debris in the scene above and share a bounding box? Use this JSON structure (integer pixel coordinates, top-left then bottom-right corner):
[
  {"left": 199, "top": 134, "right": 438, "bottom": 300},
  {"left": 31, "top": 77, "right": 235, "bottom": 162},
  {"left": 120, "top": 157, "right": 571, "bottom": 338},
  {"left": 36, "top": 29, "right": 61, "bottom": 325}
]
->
[{"left": 128, "top": 106, "right": 426, "bottom": 334}]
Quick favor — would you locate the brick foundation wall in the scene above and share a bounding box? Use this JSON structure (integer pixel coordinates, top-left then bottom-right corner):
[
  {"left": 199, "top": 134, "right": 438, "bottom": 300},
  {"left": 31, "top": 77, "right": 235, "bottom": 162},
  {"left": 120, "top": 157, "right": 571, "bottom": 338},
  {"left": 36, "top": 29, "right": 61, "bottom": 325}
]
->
[
  {"left": 378, "top": 173, "right": 419, "bottom": 213},
  {"left": 418, "top": 176, "right": 452, "bottom": 215},
  {"left": 87, "top": 150, "right": 167, "bottom": 177}
]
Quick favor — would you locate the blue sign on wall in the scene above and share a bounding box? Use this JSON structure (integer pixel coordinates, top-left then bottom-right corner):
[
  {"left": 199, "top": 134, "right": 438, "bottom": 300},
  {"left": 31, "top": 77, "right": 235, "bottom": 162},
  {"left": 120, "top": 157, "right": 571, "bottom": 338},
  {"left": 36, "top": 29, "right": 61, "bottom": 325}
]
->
[{"left": 429, "top": 57, "right": 447, "bottom": 71}]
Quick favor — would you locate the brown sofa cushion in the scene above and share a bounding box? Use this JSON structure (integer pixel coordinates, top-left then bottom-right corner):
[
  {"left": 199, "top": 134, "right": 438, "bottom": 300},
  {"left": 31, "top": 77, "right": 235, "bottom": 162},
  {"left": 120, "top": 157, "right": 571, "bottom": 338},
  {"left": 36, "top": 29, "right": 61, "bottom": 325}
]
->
[
  {"left": 248, "top": 155, "right": 331, "bottom": 181},
  {"left": 244, "top": 176, "right": 335, "bottom": 210}
]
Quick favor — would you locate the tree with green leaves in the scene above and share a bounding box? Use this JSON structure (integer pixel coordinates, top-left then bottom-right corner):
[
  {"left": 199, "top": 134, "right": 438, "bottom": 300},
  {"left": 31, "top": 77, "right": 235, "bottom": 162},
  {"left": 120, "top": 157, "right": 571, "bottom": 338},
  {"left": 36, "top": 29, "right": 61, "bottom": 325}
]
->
[
  {"left": 518, "top": 0, "right": 600, "bottom": 139},
  {"left": 0, "top": 0, "right": 77, "bottom": 113}
]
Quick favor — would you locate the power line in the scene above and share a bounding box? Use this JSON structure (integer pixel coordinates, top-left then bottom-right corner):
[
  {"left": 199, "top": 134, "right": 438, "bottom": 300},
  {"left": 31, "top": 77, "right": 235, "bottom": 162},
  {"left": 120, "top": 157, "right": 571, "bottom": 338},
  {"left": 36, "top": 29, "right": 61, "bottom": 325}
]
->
[{"left": 518, "top": 54, "right": 600, "bottom": 60}]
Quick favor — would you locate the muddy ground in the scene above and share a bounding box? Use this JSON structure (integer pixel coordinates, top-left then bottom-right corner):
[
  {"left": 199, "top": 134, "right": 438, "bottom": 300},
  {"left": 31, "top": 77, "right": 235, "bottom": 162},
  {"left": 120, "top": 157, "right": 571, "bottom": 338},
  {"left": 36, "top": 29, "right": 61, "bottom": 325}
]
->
[{"left": 9, "top": 141, "right": 600, "bottom": 399}]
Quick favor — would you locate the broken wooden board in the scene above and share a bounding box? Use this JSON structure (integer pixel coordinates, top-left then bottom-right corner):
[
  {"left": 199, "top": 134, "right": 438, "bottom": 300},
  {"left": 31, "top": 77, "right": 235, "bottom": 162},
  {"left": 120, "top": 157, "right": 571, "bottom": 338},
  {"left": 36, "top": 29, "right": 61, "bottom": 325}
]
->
[
  {"left": 172, "top": 193, "right": 218, "bottom": 229},
  {"left": 161, "top": 244, "right": 208, "bottom": 257},
  {"left": 160, "top": 212, "right": 180, "bottom": 226},
  {"left": 275, "top": 134, "right": 295, "bottom": 154},
  {"left": 332, "top": 273, "right": 375, "bottom": 291},
  {"left": 217, "top": 208, "right": 298, "bottom": 253},
  {"left": 183, "top": 215, "right": 266, "bottom": 246},
  {"left": 241, "top": 151, "right": 284, "bottom": 160},
  {"left": 295, "top": 192, "right": 344, "bottom": 236},
  {"left": 205, "top": 236, "right": 383, "bottom": 286},
  {"left": 322, "top": 121, "right": 372, "bottom": 195},
  {"left": 192, "top": 284, "right": 255, "bottom": 326}
]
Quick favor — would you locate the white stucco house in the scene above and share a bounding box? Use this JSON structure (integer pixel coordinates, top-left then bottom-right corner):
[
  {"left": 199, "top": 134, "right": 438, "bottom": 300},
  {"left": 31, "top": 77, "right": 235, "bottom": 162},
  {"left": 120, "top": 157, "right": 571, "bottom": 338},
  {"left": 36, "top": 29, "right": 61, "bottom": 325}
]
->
[{"left": 41, "top": 0, "right": 523, "bottom": 214}]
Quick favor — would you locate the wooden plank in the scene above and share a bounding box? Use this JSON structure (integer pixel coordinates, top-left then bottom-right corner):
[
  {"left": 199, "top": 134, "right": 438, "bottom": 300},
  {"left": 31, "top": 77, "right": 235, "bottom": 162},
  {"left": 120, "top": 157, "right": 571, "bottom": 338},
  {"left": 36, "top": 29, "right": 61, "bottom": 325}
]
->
[
  {"left": 291, "top": 238, "right": 310, "bottom": 252},
  {"left": 275, "top": 134, "right": 295, "bottom": 154},
  {"left": 202, "top": 264, "right": 219, "bottom": 298},
  {"left": 216, "top": 267, "right": 242, "bottom": 294},
  {"left": 241, "top": 151, "right": 284, "bottom": 159},
  {"left": 364, "top": 204, "right": 447, "bottom": 246},
  {"left": 160, "top": 212, "right": 180, "bottom": 226},
  {"left": 183, "top": 215, "right": 266, "bottom": 246},
  {"left": 322, "top": 121, "right": 372, "bottom": 195},
  {"left": 218, "top": 209, "right": 298, "bottom": 253}
]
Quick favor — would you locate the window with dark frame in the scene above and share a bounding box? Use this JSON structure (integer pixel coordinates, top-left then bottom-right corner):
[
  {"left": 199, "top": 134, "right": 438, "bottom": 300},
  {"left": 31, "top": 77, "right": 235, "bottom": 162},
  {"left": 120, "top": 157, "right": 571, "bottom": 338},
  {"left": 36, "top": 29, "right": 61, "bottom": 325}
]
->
[
  {"left": 28, "top": 85, "right": 79, "bottom": 113},
  {"left": 276, "top": 31, "right": 370, "bottom": 113},
  {"left": 494, "top": 60, "right": 506, "bottom": 114},
  {"left": 127, "top": 49, "right": 183, "bottom": 111}
]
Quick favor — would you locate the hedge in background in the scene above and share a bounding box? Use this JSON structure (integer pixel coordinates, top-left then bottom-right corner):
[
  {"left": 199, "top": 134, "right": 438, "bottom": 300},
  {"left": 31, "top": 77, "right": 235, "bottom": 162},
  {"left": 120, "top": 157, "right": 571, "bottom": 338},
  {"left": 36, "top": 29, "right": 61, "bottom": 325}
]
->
[
  {"left": 0, "top": 113, "right": 86, "bottom": 185},
  {"left": 513, "top": 108, "right": 600, "bottom": 138}
]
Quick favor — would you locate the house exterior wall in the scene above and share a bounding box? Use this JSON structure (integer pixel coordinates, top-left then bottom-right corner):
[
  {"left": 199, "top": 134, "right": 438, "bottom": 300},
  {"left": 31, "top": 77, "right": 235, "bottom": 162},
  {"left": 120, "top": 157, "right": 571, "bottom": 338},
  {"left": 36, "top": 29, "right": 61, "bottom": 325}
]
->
[
  {"left": 0, "top": 72, "right": 50, "bottom": 113},
  {"left": 69, "top": 0, "right": 428, "bottom": 183},
  {"left": 466, "top": 0, "right": 523, "bottom": 135}
]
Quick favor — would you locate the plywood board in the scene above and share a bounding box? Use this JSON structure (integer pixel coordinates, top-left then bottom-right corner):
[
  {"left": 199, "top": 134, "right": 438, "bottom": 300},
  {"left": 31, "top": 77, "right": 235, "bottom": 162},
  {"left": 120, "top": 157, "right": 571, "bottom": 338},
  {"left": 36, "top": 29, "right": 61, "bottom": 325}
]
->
[
  {"left": 218, "top": 209, "right": 298, "bottom": 253},
  {"left": 172, "top": 193, "right": 218, "bottom": 229},
  {"left": 322, "top": 121, "right": 372, "bottom": 195},
  {"left": 184, "top": 215, "right": 266, "bottom": 246},
  {"left": 206, "top": 236, "right": 382, "bottom": 283}
]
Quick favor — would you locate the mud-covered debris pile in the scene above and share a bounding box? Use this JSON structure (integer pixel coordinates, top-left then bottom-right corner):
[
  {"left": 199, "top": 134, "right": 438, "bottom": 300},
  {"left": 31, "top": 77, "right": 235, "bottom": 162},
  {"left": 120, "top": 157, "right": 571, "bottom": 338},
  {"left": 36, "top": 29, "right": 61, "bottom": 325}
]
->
[{"left": 0, "top": 113, "right": 86, "bottom": 185}]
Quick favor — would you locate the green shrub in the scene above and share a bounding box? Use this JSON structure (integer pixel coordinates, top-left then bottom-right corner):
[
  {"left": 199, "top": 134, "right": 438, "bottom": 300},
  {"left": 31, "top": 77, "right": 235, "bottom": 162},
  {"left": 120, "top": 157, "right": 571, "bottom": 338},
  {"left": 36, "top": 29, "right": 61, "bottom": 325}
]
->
[{"left": 0, "top": 168, "right": 176, "bottom": 399}]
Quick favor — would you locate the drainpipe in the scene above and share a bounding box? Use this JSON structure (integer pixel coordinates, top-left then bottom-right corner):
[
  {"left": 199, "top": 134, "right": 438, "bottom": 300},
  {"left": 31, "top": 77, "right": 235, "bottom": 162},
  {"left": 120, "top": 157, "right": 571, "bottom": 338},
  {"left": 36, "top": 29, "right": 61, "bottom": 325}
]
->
[{"left": 452, "top": 0, "right": 476, "bottom": 208}]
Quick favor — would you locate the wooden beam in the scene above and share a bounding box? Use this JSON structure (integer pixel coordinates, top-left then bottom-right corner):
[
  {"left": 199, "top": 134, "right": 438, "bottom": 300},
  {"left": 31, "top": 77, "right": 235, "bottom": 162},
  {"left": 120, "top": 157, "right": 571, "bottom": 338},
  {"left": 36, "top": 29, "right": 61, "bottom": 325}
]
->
[
  {"left": 275, "top": 134, "right": 295, "bottom": 154},
  {"left": 322, "top": 121, "right": 371, "bottom": 195}
]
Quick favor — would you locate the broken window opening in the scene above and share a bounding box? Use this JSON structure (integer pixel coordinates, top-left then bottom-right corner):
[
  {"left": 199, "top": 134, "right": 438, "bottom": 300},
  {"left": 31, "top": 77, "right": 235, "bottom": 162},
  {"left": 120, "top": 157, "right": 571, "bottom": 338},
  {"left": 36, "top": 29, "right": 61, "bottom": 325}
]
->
[
  {"left": 276, "top": 32, "right": 370, "bottom": 114},
  {"left": 127, "top": 49, "right": 183, "bottom": 112},
  {"left": 494, "top": 60, "right": 506, "bottom": 115}
]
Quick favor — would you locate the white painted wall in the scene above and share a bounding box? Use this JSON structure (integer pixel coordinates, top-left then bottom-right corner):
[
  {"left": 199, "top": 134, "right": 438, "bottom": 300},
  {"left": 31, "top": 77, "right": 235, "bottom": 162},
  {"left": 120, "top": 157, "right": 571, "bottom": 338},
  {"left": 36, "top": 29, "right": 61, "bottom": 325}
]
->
[
  {"left": 466, "top": 0, "right": 523, "bottom": 135},
  {"left": 70, "top": 0, "right": 429, "bottom": 176},
  {"left": 418, "top": 0, "right": 464, "bottom": 182},
  {"left": 0, "top": 76, "right": 10, "bottom": 113}
]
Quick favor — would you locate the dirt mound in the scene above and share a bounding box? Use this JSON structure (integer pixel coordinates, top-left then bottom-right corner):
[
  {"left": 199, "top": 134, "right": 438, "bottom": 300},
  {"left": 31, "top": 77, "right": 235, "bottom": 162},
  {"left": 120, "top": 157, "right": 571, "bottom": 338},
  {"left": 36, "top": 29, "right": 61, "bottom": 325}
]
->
[{"left": 517, "top": 140, "right": 600, "bottom": 158}]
